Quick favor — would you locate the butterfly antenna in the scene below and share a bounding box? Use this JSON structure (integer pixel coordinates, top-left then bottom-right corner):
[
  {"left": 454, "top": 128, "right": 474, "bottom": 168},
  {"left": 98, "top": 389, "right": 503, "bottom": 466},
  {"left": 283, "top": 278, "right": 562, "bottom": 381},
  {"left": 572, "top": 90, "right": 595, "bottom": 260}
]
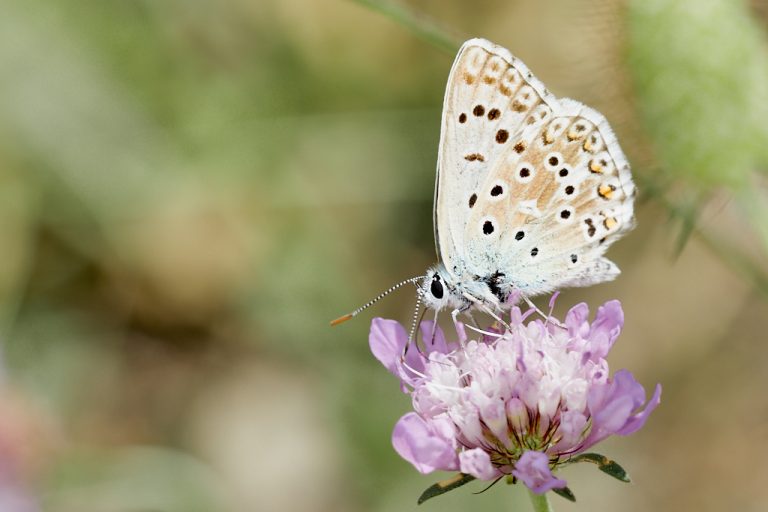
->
[
  {"left": 400, "top": 296, "right": 430, "bottom": 380},
  {"left": 406, "top": 293, "right": 424, "bottom": 346},
  {"left": 330, "top": 276, "right": 424, "bottom": 326}
]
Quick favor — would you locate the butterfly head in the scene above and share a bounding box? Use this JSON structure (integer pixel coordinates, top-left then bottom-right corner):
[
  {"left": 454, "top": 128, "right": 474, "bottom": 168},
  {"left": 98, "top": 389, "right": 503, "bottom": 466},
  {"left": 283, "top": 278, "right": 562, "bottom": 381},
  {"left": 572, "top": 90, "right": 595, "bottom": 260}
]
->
[{"left": 419, "top": 264, "right": 465, "bottom": 312}]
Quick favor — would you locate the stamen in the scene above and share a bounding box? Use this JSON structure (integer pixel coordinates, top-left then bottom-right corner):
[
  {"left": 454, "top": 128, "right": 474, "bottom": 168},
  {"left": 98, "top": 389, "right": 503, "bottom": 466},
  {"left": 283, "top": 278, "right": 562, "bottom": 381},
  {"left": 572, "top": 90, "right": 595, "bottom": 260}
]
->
[
  {"left": 523, "top": 295, "right": 565, "bottom": 328},
  {"left": 543, "top": 291, "right": 560, "bottom": 330}
]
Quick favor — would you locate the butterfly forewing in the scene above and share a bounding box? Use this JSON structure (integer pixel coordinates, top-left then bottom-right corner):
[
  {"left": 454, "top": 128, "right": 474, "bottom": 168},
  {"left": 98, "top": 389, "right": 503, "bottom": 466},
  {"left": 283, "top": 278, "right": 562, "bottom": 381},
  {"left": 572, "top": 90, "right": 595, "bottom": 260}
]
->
[
  {"left": 465, "top": 99, "right": 635, "bottom": 296},
  {"left": 434, "top": 39, "right": 561, "bottom": 277}
]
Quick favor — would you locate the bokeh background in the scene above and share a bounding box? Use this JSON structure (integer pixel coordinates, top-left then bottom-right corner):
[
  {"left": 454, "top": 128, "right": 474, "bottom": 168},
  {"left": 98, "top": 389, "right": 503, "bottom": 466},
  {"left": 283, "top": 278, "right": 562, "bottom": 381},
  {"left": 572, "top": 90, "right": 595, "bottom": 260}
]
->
[{"left": 1, "top": 0, "right": 768, "bottom": 510}]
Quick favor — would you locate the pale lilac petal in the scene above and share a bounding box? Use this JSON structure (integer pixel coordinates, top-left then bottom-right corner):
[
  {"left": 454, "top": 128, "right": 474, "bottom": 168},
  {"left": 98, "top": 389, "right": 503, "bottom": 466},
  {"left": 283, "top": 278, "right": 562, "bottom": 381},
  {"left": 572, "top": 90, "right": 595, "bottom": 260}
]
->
[
  {"left": 419, "top": 321, "right": 450, "bottom": 354},
  {"left": 452, "top": 407, "right": 484, "bottom": 445},
  {"left": 506, "top": 398, "right": 528, "bottom": 431},
  {"left": 512, "top": 451, "right": 567, "bottom": 494},
  {"left": 369, "top": 318, "right": 407, "bottom": 376},
  {"left": 506, "top": 289, "right": 522, "bottom": 307},
  {"left": 582, "top": 370, "right": 659, "bottom": 449},
  {"left": 551, "top": 410, "right": 587, "bottom": 453},
  {"left": 548, "top": 291, "right": 560, "bottom": 311},
  {"left": 591, "top": 300, "right": 624, "bottom": 337},
  {"left": 586, "top": 301, "right": 624, "bottom": 360},
  {"left": 370, "top": 318, "right": 427, "bottom": 389},
  {"left": 616, "top": 383, "right": 662, "bottom": 435},
  {"left": 520, "top": 306, "right": 537, "bottom": 322},
  {"left": 459, "top": 448, "right": 499, "bottom": 480},
  {"left": 478, "top": 399, "right": 509, "bottom": 444},
  {"left": 392, "top": 413, "right": 458, "bottom": 474},
  {"left": 565, "top": 303, "right": 590, "bottom": 338},
  {"left": 430, "top": 414, "right": 458, "bottom": 441},
  {"left": 509, "top": 306, "right": 524, "bottom": 325},
  {"left": 592, "top": 391, "right": 636, "bottom": 432}
]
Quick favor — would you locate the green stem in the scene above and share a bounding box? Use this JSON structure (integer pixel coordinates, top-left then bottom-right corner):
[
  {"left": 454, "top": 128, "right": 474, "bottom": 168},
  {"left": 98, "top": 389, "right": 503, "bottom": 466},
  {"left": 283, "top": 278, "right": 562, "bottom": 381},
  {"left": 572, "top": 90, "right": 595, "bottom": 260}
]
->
[
  {"left": 349, "top": 0, "right": 460, "bottom": 53},
  {"left": 527, "top": 489, "right": 553, "bottom": 512}
]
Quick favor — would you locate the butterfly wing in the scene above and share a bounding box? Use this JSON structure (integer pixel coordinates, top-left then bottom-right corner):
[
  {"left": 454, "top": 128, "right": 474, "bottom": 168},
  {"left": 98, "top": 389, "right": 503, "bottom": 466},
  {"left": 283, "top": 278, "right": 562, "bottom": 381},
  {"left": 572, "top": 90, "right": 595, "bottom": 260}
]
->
[
  {"left": 434, "top": 39, "right": 561, "bottom": 279},
  {"left": 465, "top": 98, "right": 636, "bottom": 296}
]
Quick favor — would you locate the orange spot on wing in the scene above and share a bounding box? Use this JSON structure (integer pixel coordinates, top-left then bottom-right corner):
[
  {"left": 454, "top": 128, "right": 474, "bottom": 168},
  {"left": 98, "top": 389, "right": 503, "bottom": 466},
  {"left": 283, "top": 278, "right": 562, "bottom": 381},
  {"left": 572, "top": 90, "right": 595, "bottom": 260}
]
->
[{"left": 598, "top": 184, "right": 616, "bottom": 199}]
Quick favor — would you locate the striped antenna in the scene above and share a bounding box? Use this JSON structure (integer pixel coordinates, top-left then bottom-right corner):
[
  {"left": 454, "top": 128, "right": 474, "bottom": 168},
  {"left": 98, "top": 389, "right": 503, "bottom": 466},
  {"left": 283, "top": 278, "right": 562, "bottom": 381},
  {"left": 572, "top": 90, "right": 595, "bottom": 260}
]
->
[
  {"left": 330, "top": 276, "right": 424, "bottom": 326},
  {"left": 407, "top": 294, "right": 424, "bottom": 345}
]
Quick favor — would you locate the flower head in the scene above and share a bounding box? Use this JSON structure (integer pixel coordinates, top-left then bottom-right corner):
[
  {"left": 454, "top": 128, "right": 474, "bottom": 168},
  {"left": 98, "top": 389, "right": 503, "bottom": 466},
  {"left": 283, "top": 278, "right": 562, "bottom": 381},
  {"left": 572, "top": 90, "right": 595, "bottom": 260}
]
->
[{"left": 370, "top": 298, "right": 661, "bottom": 495}]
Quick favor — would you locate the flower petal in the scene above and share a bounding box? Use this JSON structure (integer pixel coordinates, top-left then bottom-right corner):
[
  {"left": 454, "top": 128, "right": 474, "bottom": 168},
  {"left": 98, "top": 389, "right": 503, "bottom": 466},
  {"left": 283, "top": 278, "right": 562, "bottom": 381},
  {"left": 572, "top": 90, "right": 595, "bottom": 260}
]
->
[
  {"left": 512, "top": 451, "right": 567, "bottom": 494},
  {"left": 616, "top": 383, "right": 662, "bottom": 436},
  {"left": 582, "top": 370, "right": 659, "bottom": 449},
  {"left": 551, "top": 410, "right": 588, "bottom": 453},
  {"left": 548, "top": 291, "right": 560, "bottom": 310},
  {"left": 369, "top": 318, "right": 407, "bottom": 376},
  {"left": 586, "top": 300, "right": 624, "bottom": 360},
  {"left": 419, "top": 321, "right": 450, "bottom": 354},
  {"left": 459, "top": 448, "right": 499, "bottom": 480},
  {"left": 591, "top": 300, "right": 624, "bottom": 336},
  {"left": 565, "top": 303, "right": 590, "bottom": 338},
  {"left": 392, "top": 413, "right": 458, "bottom": 474},
  {"left": 370, "top": 318, "right": 426, "bottom": 388}
]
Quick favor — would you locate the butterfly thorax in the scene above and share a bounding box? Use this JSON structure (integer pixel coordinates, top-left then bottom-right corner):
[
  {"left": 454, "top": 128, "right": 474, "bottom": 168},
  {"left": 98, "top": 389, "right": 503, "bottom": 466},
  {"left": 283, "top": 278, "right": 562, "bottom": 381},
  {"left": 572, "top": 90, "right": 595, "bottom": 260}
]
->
[{"left": 419, "top": 263, "right": 511, "bottom": 313}]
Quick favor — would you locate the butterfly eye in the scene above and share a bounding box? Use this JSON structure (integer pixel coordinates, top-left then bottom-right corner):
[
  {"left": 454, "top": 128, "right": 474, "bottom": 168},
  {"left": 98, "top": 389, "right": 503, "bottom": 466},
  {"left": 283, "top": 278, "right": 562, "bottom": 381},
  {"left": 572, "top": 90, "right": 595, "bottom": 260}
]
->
[{"left": 430, "top": 276, "right": 444, "bottom": 299}]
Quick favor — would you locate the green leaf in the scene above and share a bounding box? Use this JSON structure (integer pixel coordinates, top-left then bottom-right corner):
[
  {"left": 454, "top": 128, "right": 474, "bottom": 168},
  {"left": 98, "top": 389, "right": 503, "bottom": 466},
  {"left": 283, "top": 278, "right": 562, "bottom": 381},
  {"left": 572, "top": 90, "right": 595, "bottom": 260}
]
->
[
  {"left": 551, "top": 486, "right": 576, "bottom": 502},
  {"left": 417, "top": 473, "right": 476, "bottom": 505},
  {"left": 568, "top": 453, "right": 631, "bottom": 483},
  {"left": 597, "top": 459, "right": 631, "bottom": 483}
]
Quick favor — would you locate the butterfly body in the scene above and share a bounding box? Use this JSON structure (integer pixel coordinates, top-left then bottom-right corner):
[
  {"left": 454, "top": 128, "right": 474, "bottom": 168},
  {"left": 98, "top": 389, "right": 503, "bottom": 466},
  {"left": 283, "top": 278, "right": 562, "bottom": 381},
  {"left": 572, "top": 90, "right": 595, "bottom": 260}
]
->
[{"left": 419, "top": 38, "right": 635, "bottom": 314}]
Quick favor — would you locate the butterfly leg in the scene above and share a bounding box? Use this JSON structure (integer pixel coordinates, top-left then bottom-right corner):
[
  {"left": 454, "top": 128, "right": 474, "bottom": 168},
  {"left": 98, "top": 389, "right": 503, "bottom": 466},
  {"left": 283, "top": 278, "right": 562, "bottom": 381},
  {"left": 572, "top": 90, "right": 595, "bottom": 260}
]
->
[
  {"left": 468, "top": 311, "right": 481, "bottom": 330},
  {"left": 424, "top": 309, "right": 439, "bottom": 349},
  {"left": 461, "top": 292, "right": 511, "bottom": 330}
]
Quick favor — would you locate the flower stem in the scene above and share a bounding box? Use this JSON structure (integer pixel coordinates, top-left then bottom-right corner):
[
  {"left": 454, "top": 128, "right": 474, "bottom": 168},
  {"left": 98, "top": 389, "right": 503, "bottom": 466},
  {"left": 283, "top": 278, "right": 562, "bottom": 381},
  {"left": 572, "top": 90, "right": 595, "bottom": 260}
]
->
[
  {"left": 527, "top": 489, "right": 553, "bottom": 512},
  {"left": 349, "top": 0, "right": 459, "bottom": 54}
]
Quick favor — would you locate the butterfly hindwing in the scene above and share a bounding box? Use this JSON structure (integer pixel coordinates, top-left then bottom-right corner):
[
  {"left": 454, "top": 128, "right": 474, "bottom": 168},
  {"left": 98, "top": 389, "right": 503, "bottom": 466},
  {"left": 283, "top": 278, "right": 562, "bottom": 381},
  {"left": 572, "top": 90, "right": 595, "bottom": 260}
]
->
[
  {"left": 434, "top": 39, "right": 561, "bottom": 277},
  {"left": 465, "top": 99, "right": 635, "bottom": 295}
]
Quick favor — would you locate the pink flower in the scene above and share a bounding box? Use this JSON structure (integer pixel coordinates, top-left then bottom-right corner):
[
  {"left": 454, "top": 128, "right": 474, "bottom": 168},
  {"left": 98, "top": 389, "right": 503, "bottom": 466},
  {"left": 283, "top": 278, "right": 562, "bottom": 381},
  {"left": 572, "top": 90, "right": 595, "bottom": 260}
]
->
[{"left": 370, "top": 299, "right": 661, "bottom": 495}]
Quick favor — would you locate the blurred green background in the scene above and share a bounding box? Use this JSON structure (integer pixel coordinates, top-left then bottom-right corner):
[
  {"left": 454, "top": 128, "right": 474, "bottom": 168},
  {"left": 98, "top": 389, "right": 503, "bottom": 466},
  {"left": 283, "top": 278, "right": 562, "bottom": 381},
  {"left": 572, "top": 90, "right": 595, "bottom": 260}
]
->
[{"left": 1, "top": 0, "right": 768, "bottom": 511}]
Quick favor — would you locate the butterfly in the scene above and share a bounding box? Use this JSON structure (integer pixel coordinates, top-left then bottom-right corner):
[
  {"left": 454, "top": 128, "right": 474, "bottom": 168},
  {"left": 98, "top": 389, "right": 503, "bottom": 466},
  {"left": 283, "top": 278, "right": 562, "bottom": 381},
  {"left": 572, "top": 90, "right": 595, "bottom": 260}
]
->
[{"left": 332, "top": 38, "right": 635, "bottom": 328}]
